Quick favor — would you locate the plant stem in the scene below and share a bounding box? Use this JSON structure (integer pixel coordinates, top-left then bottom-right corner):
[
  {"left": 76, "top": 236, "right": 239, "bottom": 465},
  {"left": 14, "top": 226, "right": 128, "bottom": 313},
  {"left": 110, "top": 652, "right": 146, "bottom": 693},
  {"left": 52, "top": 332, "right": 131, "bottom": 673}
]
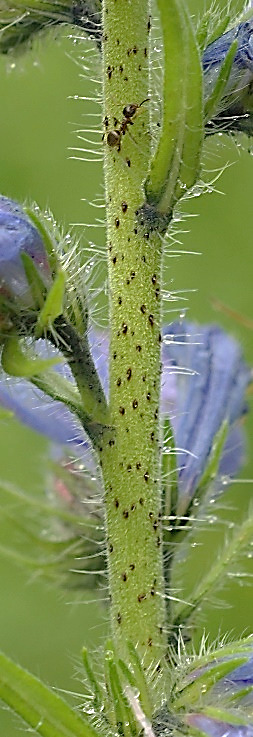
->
[{"left": 99, "top": 0, "right": 167, "bottom": 690}]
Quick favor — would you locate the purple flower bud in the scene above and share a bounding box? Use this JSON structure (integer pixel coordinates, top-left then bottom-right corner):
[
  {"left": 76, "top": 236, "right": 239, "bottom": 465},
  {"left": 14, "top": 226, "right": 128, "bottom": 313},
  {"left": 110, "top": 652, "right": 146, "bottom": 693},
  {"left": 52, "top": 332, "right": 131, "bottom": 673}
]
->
[
  {"left": 0, "top": 196, "right": 51, "bottom": 307},
  {"left": 203, "top": 18, "right": 253, "bottom": 134}
]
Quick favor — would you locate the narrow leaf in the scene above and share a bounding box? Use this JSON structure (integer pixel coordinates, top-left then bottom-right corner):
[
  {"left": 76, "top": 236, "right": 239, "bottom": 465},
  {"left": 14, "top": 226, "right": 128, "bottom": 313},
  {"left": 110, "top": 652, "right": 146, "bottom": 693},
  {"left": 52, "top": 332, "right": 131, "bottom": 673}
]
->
[
  {"left": 204, "top": 40, "right": 238, "bottom": 122},
  {"left": 196, "top": 705, "right": 252, "bottom": 727},
  {"left": 0, "top": 651, "right": 100, "bottom": 737},
  {"left": 35, "top": 270, "right": 66, "bottom": 337},
  {"left": 82, "top": 648, "right": 104, "bottom": 711},
  {"left": 186, "top": 637, "right": 253, "bottom": 673},
  {"left": 145, "top": 0, "right": 203, "bottom": 216},
  {"left": 197, "top": 12, "right": 230, "bottom": 51},
  {"left": 32, "top": 368, "right": 87, "bottom": 420},
  {"left": 175, "top": 5, "right": 203, "bottom": 201},
  {"left": 0, "top": 480, "right": 97, "bottom": 529},
  {"left": 194, "top": 420, "right": 228, "bottom": 498},
  {"left": 126, "top": 642, "right": 153, "bottom": 720},
  {"left": 1, "top": 336, "right": 62, "bottom": 378},
  {"left": 145, "top": 0, "right": 187, "bottom": 212},
  {"left": 104, "top": 646, "right": 136, "bottom": 737},
  {"left": 21, "top": 251, "right": 47, "bottom": 308}
]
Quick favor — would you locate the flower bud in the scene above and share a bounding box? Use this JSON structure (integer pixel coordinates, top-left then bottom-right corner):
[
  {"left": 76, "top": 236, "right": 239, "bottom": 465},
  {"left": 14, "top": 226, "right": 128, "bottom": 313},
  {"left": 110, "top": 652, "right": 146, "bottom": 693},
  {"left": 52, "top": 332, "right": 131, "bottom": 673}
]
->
[{"left": 0, "top": 196, "right": 51, "bottom": 314}]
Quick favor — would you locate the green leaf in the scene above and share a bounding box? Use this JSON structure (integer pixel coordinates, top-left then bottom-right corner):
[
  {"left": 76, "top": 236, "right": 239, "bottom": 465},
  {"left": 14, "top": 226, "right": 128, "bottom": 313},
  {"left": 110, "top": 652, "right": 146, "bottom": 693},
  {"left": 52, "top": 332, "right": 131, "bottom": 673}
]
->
[
  {"left": 227, "top": 685, "right": 253, "bottom": 704},
  {"left": 195, "top": 420, "right": 228, "bottom": 497},
  {"left": 0, "top": 475, "right": 104, "bottom": 590},
  {"left": 0, "top": 1, "right": 102, "bottom": 55},
  {"left": 1, "top": 336, "right": 62, "bottom": 378},
  {"left": 204, "top": 40, "right": 238, "bottom": 122},
  {"left": 197, "top": 12, "right": 230, "bottom": 51},
  {"left": 82, "top": 648, "right": 104, "bottom": 711},
  {"left": 32, "top": 368, "right": 88, "bottom": 421},
  {"left": 0, "top": 479, "right": 98, "bottom": 531},
  {"left": 104, "top": 643, "right": 137, "bottom": 737},
  {"left": 145, "top": 0, "right": 203, "bottom": 216},
  {"left": 0, "top": 651, "right": 101, "bottom": 737},
  {"left": 175, "top": 419, "right": 228, "bottom": 518},
  {"left": 145, "top": 0, "right": 187, "bottom": 212},
  {"left": 174, "top": 4, "right": 203, "bottom": 202},
  {"left": 35, "top": 270, "right": 66, "bottom": 337},
  {"left": 125, "top": 642, "right": 153, "bottom": 720},
  {"left": 162, "top": 416, "right": 178, "bottom": 519}
]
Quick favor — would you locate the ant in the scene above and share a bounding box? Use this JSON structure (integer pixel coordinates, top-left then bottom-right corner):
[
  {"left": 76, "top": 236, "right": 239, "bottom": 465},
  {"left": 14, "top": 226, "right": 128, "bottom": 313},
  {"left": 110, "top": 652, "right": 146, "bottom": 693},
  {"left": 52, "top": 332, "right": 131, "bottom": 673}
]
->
[{"left": 104, "top": 98, "right": 149, "bottom": 152}]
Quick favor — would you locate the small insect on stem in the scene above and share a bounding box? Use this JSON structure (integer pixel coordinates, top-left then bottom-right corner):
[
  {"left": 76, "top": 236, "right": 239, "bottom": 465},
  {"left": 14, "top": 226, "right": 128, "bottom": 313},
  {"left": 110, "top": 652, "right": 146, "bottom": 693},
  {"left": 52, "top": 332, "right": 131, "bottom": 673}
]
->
[{"left": 105, "top": 98, "right": 149, "bottom": 152}]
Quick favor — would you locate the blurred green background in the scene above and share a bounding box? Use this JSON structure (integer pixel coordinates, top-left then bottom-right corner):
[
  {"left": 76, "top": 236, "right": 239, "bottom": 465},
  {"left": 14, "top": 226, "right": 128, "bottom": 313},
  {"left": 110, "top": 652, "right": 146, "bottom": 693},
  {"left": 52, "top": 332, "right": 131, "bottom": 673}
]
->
[{"left": 0, "top": 0, "right": 253, "bottom": 733}]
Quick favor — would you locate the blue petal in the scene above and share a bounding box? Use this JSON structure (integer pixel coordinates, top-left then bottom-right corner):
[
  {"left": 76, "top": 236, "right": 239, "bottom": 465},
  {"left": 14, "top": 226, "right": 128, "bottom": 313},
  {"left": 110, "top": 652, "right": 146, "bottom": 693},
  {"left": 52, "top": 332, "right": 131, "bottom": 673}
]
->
[
  {"left": 162, "top": 322, "right": 251, "bottom": 508},
  {"left": 203, "top": 19, "right": 253, "bottom": 89},
  {"left": 0, "top": 330, "right": 109, "bottom": 449},
  {"left": 203, "top": 20, "right": 253, "bottom": 74},
  {"left": 223, "top": 657, "right": 253, "bottom": 687},
  {"left": 0, "top": 378, "right": 85, "bottom": 448},
  {"left": 187, "top": 714, "right": 253, "bottom": 737}
]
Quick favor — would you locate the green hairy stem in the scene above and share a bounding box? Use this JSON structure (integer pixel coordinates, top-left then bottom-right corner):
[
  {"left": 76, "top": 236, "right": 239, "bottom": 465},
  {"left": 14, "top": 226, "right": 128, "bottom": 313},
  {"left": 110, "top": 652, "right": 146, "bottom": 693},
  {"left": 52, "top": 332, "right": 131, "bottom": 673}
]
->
[{"left": 99, "top": 0, "right": 167, "bottom": 688}]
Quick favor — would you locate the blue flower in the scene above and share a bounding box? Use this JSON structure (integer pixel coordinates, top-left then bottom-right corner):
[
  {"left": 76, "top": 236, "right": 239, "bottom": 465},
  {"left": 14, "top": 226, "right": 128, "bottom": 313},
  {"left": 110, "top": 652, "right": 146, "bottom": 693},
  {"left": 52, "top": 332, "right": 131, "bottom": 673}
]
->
[
  {"left": 0, "top": 195, "right": 51, "bottom": 309},
  {"left": 0, "top": 320, "right": 250, "bottom": 513},
  {"left": 203, "top": 18, "right": 253, "bottom": 134},
  {"left": 163, "top": 322, "right": 251, "bottom": 513}
]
